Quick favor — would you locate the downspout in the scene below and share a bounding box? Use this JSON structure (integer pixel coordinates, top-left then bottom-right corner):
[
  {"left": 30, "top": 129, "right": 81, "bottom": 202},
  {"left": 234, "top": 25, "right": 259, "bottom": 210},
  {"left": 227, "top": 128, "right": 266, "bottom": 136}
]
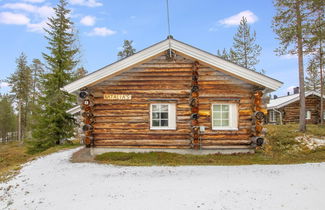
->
[{"left": 272, "top": 108, "right": 283, "bottom": 125}]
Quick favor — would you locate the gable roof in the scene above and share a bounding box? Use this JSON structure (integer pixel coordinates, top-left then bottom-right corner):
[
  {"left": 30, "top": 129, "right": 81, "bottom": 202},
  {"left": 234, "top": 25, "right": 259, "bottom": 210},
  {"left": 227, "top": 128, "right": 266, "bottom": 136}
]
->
[
  {"left": 267, "top": 91, "right": 324, "bottom": 109},
  {"left": 62, "top": 38, "right": 282, "bottom": 93}
]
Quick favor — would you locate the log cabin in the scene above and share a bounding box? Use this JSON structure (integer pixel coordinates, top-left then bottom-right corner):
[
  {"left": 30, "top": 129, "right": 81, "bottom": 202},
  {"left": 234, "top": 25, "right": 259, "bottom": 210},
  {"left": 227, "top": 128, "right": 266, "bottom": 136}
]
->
[
  {"left": 63, "top": 37, "right": 282, "bottom": 154},
  {"left": 267, "top": 90, "right": 325, "bottom": 125}
]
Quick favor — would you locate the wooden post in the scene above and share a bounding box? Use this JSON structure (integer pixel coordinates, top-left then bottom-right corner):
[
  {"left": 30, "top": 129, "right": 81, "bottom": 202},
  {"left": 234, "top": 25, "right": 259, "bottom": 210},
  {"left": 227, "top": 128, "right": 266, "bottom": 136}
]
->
[{"left": 190, "top": 61, "right": 200, "bottom": 149}]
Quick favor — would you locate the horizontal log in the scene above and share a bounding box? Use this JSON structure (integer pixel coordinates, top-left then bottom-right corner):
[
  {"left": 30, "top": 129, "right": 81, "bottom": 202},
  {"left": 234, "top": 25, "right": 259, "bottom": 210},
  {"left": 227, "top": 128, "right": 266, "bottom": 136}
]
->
[
  {"left": 200, "top": 134, "right": 250, "bottom": 140},
  {"left": 93, "top": 134, "right": 190, "bottom": 140},
  {"left": 201, "top": 140, "right": 251, "bottom": 145},
  {"left": 93, "top": 145, "right": 191, "bottom": 149},
  {"left": 92, "top": 128, "right": 191, "bottom": 133},
  {"left": 94, "top": 140, "right": 191, "bottom": 146},
  {"left": 200, "top": 145, "right": 253, "bottom": 149}
]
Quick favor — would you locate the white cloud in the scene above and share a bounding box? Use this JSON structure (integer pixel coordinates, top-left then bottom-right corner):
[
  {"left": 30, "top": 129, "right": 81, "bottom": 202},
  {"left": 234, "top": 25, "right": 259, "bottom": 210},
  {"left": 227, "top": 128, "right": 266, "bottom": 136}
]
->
[
  {"left": 27, "top": 20, "right": 48, "bottom": 33},
  {"left": 2, "top": 3, "right": 54, "bottom": 18},
  {"left": 0, "top": 82, "right": 9, "bottom": 88},
  {"left": 280, "top": 54, "right": 297, "bottom": 60},
  {"left": 70, "top": 0, "right": 102, "bottom": 7},
  {"left": 1, "top": 3, "right": 53, "bottom": 33},
  {"left": 218, "top": 10, "right": 258, "bottom": 26},
  {"left": 87, "top": 27, "right": 116, "bottom": 36},
  {"left": 22, "top": 0, "right": 45, "bottom": 3},
  {"left": 80, "top": 15, "right": 95, "bottom": 26},
  {"left": 0, "top": 12, "right": 30, "bottom": 25}
]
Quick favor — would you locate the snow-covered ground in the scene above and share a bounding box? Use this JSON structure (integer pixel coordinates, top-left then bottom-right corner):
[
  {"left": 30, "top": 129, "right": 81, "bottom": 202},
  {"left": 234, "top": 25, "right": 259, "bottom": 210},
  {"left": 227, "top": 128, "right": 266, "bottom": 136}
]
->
[{"left": 1, "top": 148, "right": 325, "bottom": 210}]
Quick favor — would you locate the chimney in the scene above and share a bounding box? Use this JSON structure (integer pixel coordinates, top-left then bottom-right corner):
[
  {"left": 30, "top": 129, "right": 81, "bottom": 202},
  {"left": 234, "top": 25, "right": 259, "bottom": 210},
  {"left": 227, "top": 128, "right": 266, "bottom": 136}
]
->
[
  {"left": 274, "top": 95, "right": 278, "bottom": 99},
  {"left": 287, "top": 92, "right": 290, "bottom": 96},
  {"left": 293, "top": 87, "right": 299, "bottom": 94}
]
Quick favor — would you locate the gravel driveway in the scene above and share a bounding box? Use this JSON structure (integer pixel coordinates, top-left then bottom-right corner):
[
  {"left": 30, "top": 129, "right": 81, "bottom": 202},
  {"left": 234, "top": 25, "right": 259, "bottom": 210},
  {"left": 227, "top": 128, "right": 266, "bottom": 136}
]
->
[{"left": 1, "top": 148, "right": 325, "bottom": 210}]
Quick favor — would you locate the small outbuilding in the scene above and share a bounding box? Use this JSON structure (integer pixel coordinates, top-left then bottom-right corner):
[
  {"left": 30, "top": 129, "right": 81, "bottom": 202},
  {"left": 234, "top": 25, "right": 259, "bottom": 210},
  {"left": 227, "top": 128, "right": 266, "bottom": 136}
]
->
[
  {"left": 63, "top": 37, "right": 282, "bottom": 154},
  {"left": 267, "top": 90, "right": 325, "bottom": 125}
]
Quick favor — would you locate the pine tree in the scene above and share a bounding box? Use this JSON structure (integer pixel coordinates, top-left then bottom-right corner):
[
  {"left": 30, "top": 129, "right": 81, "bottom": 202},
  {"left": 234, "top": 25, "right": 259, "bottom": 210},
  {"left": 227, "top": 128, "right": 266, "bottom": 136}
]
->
[
  {"left": 272, "top": 0, "right": 310, "bottom": 132},
  {"left": 305, "top": 57, "right": 321, "bottom": 91},
  {"left": 29, "top": 59, "right": 44, "bottom": 130},
  {"left": 31, "top": 0, "right": 78, "bottom": 152},
  {"left": 232, "top": 17, "right": 262, "bottom": 70},
  {"left": 0, "top": 94, "right": 17, "bottom": 142},
  {"left": 217, "top": 48, "right": 230, "bottom": 60},
  {"left": 74, "top": 66, "right": 88, "bottom": 80},
  {"left": 307, "top": 0, "right": 325, "bottom": 124},
  {"left": 30, "top": 59, "right": 44, "bottom": 104},
  {"left": 117, "top": 40, "right": 136, "bottom": 59},
  {"left": 6, "top": 53, "right": 32, "bottom": 140}
]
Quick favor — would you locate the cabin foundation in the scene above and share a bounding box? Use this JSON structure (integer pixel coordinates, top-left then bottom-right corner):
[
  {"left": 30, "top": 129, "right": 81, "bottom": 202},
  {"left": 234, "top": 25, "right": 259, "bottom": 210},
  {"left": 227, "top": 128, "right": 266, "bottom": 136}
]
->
[{"left": 90, "top": 147, "right": 255, "bottom": 156}]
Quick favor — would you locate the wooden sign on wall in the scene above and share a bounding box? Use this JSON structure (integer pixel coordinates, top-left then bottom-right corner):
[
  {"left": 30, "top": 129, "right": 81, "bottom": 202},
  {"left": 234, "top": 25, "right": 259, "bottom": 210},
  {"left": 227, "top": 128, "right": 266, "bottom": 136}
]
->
[{"left": 103, "top": 94, "right": 132, "bottom": 100}]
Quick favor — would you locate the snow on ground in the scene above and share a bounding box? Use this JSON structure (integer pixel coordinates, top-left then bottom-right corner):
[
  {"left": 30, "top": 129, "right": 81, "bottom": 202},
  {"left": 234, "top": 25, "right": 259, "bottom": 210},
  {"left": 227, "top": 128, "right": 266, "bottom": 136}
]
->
[{"left": 1, "top": 148, "right": 325, "bottom": 210}]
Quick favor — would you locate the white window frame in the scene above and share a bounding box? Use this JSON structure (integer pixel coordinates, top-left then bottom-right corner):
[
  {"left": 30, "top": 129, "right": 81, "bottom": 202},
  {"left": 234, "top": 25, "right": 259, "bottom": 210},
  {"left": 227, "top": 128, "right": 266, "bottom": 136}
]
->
[
  {"left": 269, "top": 110, "right": 276, "bottom": 122},
  {"left": 150, "top": 103, "right": 176, "bottom": 130},
  {"left": 211, "top": 103, "right": 238, "bottom": 131},
  {"left": 306, "top": 110, "right": 311, "bottom": 120}
]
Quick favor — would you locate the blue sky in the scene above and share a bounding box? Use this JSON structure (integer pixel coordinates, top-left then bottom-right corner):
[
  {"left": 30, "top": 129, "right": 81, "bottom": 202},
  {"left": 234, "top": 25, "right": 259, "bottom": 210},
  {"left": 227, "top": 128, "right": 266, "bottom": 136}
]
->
[{"left": 0, "top": 0, "right": 299, "bottom": 95}]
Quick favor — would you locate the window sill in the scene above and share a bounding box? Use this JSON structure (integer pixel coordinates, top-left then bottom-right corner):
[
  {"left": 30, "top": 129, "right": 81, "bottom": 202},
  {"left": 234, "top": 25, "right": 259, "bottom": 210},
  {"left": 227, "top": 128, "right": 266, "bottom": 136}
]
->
[
  {"left": 150, "top": 127, "right": 176, "bottom": 130},
  {"left": 212, "top": 127, "right": 239, "bottom": 131}
]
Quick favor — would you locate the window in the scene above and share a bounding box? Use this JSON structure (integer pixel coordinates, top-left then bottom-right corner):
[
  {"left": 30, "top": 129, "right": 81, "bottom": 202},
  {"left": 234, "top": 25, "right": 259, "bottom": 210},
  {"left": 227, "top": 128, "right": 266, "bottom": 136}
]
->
[
  {"left": 323, "top": 111, "right": 325, "bottom": 120},
  {"left": 212, "top": 104, "right": 238, "bottom": 130},
  {"left": 306, "top": 110, "right": 311, "bottom": 120},
  {"left": 269, "top": 110, "right": 276, "bottom": 122},
  {"left": 150, "top": 104, "right": 176, "bottom": 130}
]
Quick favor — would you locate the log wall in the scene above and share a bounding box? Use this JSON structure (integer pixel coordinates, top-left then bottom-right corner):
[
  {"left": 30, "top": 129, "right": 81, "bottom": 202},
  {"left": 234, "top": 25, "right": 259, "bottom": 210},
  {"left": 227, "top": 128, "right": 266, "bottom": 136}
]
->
[
  {"left": 280, "top": 94, "right": 324, "bottom": 124},
  {"left": 87, "top": 53, "right": 258, "bottom": 149}
]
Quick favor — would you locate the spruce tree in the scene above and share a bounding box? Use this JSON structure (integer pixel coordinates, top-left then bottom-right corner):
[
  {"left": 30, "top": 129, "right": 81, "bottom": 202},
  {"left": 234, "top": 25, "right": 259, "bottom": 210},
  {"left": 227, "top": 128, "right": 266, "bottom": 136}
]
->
[
  {"left": 31, "top": 0, "right": 78, "bottom": 152},
  {"left": 272, "top": 0, "right": 310, "bottom": 132},
  {"left": 305, "top": 57, "right": 321, "bottom": 91},
  {"left": 117, "top": 40, "right": 136, "bottom": 59},
  {"left": 6, "top": 53, "right": 32, "bottom": 140},
  {"left": 232, "top": 17, "right": 262, "bottom": 70}
]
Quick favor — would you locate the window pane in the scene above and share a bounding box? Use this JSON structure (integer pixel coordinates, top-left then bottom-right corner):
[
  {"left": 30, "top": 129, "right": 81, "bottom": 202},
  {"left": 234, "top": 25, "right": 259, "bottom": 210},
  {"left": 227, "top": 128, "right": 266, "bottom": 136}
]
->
[
  {"left": 152, "top": 105, "right": 159, "bottom": 111},
  {"left": 222, "top": 120, "right": 229, "bottom": 126},
  {"left": 152, "top": 120, "right": 159, "bottom": 126},
  {"left": 161, "top": 105, "right": 168, "bottom": 112},
  {"left": 222, "top": 112, "right": 229, "bottom": 119},
  {"left": 213, "top": 120, "right": 221, "bottom": 126},
  {"left": 213, "top": 112, "right": 221, "bottom": 119},
  {"left": 161, "top": 120, "right": 168, "bottom": 126},
  {"left": 222, "top": 105, "right": 229, "bottom": 111},
  {"left": 161, "top": 112, "right": 168, "bottom": 119},
  {"left": 152, "top": 112, "right": 160, "bottom": 119},
  {"left": 213, "top": 105, "right": 221, "bottom": 111}
]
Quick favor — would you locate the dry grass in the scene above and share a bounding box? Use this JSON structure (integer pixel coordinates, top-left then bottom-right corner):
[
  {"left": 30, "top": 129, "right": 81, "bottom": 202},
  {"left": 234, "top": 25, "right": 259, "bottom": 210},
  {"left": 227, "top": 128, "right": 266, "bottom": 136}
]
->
[
  {"left": 95, "top": 124, "right": 325, "bottom": 166},
  {"left": 0, "top": 141, "right": 80, "bottom": 182}
]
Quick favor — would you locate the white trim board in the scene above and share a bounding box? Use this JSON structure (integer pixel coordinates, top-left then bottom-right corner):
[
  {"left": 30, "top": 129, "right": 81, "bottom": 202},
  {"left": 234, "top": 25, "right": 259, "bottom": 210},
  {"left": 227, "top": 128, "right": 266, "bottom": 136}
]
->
[{"left": 62, "top": 38, "right": 283, "bottom": 93}]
